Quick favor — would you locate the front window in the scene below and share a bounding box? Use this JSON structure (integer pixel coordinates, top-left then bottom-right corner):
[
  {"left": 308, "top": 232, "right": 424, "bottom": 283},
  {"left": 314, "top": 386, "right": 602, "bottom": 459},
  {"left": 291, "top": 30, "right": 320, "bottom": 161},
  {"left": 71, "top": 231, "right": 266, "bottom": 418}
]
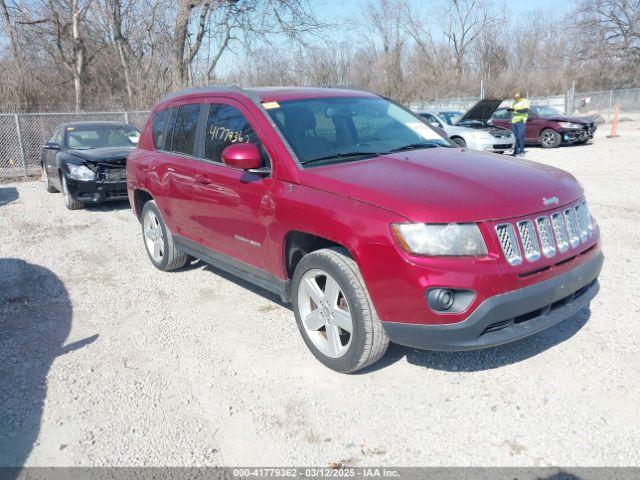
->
[
  {"left": 264, "top": 97, "right": 450, "bottom": 167},
  {"left": 66, "top": 125, "right": 139, "bottom": 150},
  {"left": 532, "top": 106, "right": 562, "bottom": 117}
]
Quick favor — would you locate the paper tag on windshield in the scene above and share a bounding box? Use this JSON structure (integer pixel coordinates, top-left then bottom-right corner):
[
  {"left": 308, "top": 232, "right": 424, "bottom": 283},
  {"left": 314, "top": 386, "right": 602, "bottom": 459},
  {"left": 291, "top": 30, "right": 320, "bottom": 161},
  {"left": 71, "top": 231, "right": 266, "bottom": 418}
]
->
[
  {"left": 406, "top": 122, "right": 433, "bottom": 137},
  {"left": 262, "top": 101, "right": 280, "bottom": 110}
]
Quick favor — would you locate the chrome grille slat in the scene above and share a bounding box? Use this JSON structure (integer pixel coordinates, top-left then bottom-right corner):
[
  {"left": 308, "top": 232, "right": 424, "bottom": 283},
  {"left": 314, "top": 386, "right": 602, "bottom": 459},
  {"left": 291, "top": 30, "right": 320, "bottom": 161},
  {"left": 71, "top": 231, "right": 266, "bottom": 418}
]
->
[
  {"left": 496, "top": 200, "right": 595, "bottom": 267},
  {"left": 564, "top": 208, "right": 581, "bottom": 248},
  {"left": 517, "top": 220, "right": 541, "bottom": 262},
  {"left": 535, "top": 216, "right": 556, "bottom": 258},
  {"left": 551, "top": 212, "right": 569, "bottom": 253},
  {"left": 574, "top": 203, "right": 589, "bottom": 242},
  {"left": 496, "top": 224, "right": 522, "bottom": 266}
]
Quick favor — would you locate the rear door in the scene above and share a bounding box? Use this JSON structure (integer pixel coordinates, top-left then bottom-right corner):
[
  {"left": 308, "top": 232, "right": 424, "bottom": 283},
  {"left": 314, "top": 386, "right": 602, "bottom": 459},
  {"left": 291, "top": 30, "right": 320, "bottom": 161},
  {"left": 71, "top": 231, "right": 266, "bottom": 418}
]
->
[
  {"left": 151, "top": 104, "right": 201, "bottom": 237},
  {"left": 189, "top": 99, "right": 274, "bottom": 271}
]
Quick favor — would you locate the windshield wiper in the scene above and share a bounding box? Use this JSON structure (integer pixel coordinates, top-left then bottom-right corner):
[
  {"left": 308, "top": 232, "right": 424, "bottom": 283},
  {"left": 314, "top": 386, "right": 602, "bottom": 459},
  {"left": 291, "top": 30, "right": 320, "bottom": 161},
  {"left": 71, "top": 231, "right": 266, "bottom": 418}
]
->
[
  {"left": 302, "top": 151, "right": 381, "bottom": 166},
  {"left": 384, "top": 142, "right": 445, "bottom": 153}
]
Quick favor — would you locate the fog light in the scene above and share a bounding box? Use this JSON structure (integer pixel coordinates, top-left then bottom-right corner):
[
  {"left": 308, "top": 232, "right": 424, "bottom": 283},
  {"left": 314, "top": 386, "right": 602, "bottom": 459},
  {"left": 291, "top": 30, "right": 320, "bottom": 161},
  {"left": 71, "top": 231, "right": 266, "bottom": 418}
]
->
[
  {"left": 426, "top": 288, "right": 476, "bottom": 314},
  {"left": 428, "top": 288, "right": 455, "bottom": 311}
]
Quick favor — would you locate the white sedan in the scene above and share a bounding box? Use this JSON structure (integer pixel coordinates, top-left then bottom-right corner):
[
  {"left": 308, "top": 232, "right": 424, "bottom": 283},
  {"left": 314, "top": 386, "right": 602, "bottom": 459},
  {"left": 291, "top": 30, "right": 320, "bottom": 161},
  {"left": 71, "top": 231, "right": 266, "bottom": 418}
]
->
[{"left": 419, "top": 107, "right": 515, "bottom": 154}]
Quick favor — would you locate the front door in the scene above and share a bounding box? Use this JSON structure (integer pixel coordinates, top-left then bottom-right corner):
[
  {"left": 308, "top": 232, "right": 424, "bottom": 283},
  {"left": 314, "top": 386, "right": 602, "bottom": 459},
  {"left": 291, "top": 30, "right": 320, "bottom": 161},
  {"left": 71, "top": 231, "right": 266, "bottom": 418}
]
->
[
  {"left": 189, "top": 100, "right": 274, "bottom": 271},
  {"left": 43, "top": 127, "right": 63, "bottom": 188}
]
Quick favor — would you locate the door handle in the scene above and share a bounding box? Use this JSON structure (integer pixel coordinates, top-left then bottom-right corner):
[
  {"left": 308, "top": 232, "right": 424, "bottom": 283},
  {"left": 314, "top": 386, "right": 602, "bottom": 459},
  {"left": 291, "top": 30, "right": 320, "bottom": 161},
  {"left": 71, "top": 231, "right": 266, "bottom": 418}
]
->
[{"left": 194, "top": 174, "right": 212, "bottom": 185}]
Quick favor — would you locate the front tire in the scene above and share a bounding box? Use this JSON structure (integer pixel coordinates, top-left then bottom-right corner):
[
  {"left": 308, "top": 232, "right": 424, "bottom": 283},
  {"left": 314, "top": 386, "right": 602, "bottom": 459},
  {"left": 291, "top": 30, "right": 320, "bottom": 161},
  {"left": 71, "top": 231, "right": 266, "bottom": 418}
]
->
[
  {"left": 292, "top": 247, "right": 389, "bottom": 373},
  {"left": 540, "top": 129, "right": 561, "bottom": 148},
  {"left": 61, "top": 175, "right": 83, "bottom": 210},
  {"left": 141, "top": 200, "right": 188, "bottom": 271}
]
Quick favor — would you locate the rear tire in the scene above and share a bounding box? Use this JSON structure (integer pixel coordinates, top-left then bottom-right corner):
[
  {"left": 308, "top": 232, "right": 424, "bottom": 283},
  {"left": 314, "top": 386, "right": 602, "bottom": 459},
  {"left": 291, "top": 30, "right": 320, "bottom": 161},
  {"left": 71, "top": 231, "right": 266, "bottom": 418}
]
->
[
  {"left": 540, "top": 129, "right": 561, "bottom": 148},
  {"left": 61, "top": 175, "right": 83, "bottom": 210},
  {"left": 451, "top": 137, "right": 466, "bottom": 148},
  {"left": 292, "top": 247, "right": 389, "bottom": 373},
  {"left": 141, "top": 200, "right": 188, "bottom": 271}
]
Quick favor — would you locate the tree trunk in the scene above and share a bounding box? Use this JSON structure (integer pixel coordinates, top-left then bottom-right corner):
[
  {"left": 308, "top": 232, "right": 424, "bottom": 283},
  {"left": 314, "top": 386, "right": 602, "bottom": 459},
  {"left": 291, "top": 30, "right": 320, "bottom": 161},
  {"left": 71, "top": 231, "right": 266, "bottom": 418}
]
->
[
  {"left": 172, "top": 0, "right": 192, "bottom": 87},
  {"left": 71, "top": 0, "right": 85, "bottom": 111},
  {"left": 110, "top": 0, "right": 133, "bottom": 105},
  {"left": 0, "top": 0, "right": 22, "bottom": 69}
]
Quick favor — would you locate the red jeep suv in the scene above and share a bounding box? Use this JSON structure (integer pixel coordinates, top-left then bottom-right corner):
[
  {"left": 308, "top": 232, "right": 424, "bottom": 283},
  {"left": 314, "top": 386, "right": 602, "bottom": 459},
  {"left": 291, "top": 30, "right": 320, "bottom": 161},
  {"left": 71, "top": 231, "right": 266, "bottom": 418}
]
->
[{"left": 127, "top": 87, "right": 603, "bottom": 373}]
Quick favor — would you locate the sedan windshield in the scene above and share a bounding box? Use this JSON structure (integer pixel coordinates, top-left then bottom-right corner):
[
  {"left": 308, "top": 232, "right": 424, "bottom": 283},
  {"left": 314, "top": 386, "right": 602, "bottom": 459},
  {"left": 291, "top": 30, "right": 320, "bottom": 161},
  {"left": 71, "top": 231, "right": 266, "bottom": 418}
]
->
[
  {"left": 264, "top": 97, "right": 450, "bottom": 166},
  {"left": 532, "top": 106, "right": 563, "bottom": 117},
  {"left": 436, "top": 111, "right": 463, "bottom": 125},
  {"left": 65, "top": 125, "right": 140, "bottom": 150}
]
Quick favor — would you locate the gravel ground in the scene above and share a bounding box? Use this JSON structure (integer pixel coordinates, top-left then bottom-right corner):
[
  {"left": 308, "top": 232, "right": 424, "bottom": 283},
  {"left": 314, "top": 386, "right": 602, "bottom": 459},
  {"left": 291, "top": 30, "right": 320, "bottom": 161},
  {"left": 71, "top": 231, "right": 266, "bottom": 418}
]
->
[{"left": 1, "top": 122, "right": 639, "bottom": 467}]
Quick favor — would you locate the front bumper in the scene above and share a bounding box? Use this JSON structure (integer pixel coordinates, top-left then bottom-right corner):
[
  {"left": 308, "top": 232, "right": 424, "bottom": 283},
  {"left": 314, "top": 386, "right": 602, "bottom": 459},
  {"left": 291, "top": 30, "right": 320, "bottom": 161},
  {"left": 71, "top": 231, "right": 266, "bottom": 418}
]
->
[
  {"left": 560, "top": 125, "right": 596, "bottom": 143},
  {"left": 382, "top": 251, "right": 603, "bottom": 351},
  {"left": 65, "top": 176, "right": 128, "bottom": 203},
  {"left": 467, "top": 136, "right": 515, "bottom": 152}
]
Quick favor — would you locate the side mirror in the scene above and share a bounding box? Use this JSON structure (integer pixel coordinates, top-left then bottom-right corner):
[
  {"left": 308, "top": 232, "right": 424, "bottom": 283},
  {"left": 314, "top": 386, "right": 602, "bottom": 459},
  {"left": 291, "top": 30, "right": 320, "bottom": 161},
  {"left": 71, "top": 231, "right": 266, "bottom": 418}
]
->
[
  {"left": 44, "top": 142, "right": 60, "bottom": 150},
  {"left": 221, "top": 143, "right": 263, "bottom": 171}
]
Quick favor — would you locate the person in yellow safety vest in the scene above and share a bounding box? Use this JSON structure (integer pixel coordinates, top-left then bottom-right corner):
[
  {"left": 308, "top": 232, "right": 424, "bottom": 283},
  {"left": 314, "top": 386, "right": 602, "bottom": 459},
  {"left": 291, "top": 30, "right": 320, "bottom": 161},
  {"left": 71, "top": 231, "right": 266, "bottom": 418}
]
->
[{"left": 508, "top": 92, "right": 530, "bottom": 156}]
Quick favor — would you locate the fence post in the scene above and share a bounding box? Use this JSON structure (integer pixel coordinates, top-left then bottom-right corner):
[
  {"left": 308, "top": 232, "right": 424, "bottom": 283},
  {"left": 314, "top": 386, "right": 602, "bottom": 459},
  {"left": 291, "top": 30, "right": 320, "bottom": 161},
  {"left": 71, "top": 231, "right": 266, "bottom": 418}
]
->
[
  {"left": 607, "top": 90, "right": 613, "bottom": 123},
  {"left": 14, "top": 113, "right": 27, "bottom": 177},
  {"left": 124, "top": 111, "right": 129, "bottom": 124}
]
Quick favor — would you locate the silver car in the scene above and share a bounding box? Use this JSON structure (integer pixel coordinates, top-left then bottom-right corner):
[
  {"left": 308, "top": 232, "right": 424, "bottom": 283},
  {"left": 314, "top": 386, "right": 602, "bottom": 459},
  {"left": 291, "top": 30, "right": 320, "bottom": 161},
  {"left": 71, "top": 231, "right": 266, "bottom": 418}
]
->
[{"left": 419, "top": 100, "right": 515, "bottom": 154}]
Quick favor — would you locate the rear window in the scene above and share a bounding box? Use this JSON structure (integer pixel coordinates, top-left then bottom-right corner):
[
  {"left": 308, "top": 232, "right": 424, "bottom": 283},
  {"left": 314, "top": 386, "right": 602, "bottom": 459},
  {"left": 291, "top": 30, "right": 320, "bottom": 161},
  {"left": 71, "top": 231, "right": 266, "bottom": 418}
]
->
[
  {"left": 152, "top": 109, "right": 170, "bottom": 149},
  {"left": 170, "top": 104, "right": 201, "bottom": 156}
]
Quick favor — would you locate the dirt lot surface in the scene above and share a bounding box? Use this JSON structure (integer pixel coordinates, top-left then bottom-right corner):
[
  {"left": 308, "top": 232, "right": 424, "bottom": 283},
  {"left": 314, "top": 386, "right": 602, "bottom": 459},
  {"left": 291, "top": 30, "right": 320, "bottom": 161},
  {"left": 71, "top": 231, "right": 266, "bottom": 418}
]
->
[{"left": 1, "top": 122, "right": 639, "bottom": 467}]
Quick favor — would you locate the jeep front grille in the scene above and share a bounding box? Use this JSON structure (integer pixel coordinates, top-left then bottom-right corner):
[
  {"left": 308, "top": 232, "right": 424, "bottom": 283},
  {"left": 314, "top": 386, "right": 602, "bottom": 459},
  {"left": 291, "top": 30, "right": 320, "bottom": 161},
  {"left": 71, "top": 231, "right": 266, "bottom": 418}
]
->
[{"left": 496, "top": 201, "right": 595, "bottom": 266}]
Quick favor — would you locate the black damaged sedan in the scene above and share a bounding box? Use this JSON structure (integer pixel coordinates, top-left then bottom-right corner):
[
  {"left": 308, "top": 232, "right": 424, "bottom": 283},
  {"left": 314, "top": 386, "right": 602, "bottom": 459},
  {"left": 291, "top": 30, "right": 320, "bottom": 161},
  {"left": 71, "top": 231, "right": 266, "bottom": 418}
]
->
[{"left": 42, "top": 122, "right": 139, "bottom": 210}]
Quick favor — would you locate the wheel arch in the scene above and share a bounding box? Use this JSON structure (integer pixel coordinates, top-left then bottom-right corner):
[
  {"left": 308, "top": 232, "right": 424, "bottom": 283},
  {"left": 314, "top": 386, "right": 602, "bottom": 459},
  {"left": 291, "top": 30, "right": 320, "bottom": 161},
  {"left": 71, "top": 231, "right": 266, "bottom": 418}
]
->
[
  {"left": 283, "top": 230, "right": 354, "bottom": 280},
  {"left": 133, "top": 188, "right": 154, "bottom": 220}
]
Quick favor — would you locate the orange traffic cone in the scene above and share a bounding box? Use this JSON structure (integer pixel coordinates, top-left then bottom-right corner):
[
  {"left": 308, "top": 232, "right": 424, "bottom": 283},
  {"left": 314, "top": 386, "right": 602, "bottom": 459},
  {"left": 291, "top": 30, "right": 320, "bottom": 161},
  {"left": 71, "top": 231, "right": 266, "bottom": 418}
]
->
[{"left": 607, "top": 102, "right": 620, "bottom": 138}]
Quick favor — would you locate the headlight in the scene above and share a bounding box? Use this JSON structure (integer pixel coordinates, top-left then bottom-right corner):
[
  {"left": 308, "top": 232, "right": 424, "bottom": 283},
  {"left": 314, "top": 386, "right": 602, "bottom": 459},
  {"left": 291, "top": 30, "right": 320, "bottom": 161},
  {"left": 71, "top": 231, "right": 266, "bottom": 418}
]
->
[
  {"left": 391, "top": 223, "right": 488, "bottom": 256},
  {"left": 66, "top": 163, "right": 95, "bottom": 181},
  {"left": 559, "top": 122, "right": 582, "bottom": 129}
]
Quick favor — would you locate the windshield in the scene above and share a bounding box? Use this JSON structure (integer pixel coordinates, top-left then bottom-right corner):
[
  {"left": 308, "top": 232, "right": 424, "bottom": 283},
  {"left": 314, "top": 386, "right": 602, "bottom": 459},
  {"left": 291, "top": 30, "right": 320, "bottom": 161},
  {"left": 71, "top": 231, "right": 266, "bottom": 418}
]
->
[
  {"left": 264, "top": 97, "right": 450, "bottom": 166},
  {"left": 436, "top": 111, "right": 463, "bottom": 125},
  {"left": 532, "top": 106, "right": 562, "bottom": 117},
  {"left": 65, "top": 125, "right": 140, "bottom": 150}
]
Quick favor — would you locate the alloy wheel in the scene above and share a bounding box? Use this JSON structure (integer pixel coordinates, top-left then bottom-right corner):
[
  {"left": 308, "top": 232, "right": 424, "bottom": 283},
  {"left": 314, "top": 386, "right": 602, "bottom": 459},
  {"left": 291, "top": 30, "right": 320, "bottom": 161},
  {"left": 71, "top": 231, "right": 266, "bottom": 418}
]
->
[
  {"left": 144, "top": 210, "right": 165, "bottom": 262},
  {"left": 297, "top": 269, "right": 353, "bottom": 358},
  {"left": 542, "top": 131, "right": 556, "bottom": 147}
]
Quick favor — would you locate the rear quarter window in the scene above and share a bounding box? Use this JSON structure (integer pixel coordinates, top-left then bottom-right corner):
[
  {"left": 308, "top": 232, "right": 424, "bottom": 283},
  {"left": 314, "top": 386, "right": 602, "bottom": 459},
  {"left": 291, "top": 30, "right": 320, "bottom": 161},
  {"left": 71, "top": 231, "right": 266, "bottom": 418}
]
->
[{"left": 152, "top": 109, "right": 170, "bottom": 150}]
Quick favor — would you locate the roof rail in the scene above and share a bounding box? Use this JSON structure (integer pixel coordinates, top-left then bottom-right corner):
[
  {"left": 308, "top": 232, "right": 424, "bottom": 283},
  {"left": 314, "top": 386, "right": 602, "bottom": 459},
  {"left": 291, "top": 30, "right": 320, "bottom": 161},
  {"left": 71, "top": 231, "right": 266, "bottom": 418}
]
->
[{"left": 158, "top": 85, "right": 254, "bottom": 104}]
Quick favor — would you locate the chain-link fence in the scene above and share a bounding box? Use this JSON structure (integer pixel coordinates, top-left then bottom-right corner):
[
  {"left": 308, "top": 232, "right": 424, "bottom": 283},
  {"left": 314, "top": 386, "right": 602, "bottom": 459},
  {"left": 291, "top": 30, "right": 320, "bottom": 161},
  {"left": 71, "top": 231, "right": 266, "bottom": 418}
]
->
[
  {"left": 413, "top": 88, "right": 640, "bottom": 123},
  {"left": 0, "top": 111, "right": 149, "bottom": 179}
]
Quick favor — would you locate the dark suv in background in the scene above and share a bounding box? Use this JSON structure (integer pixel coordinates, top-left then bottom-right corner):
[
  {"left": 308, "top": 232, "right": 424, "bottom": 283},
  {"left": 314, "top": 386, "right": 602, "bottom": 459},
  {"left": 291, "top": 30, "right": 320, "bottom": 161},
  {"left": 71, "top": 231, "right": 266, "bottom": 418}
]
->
[{"left": 491, "top": 105, "right": 596, "bottom": 148}]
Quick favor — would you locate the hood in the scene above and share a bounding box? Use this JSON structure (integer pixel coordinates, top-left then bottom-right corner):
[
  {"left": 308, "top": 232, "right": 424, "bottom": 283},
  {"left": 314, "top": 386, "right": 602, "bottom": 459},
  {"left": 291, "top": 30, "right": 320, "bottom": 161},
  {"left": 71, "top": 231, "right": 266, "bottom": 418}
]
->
[
  {"left": 298, "top": 148, "right": 582, "bottom": 223},
  {"left": 68, "top": 147, "right": 134, "bottom": 163},
  {"left": 541, "top": 114, "right": 593, "bottom": 124},
  {"left": 457, "top": 99, "right": 503, "bottom": 125}
]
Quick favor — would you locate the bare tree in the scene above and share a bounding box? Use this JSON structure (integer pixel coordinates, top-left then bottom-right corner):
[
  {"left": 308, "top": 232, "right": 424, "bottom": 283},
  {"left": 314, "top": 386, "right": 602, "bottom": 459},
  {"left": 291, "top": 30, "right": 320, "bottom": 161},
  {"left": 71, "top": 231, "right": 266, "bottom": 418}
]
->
[{"left": 439, "top": 0, "right": 502, "bottom": 79}]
